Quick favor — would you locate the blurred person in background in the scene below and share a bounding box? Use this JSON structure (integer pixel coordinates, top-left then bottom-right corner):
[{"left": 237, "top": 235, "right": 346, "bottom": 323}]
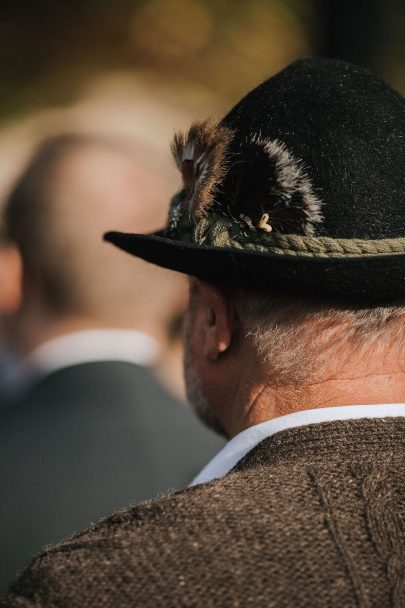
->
[{"left": 0, "top": 133, "right": 224, "bottom": 593}]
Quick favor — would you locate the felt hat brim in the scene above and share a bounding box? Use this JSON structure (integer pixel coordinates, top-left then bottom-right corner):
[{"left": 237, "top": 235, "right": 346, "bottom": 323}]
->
[{"left": 104, "top": 230, "right": 405, "bottom": 303}]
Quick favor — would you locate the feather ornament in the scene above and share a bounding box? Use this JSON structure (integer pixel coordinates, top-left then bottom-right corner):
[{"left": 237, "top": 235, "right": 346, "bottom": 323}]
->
[{"left": 171, "top": 119, "right": 234, "bottom": 218}]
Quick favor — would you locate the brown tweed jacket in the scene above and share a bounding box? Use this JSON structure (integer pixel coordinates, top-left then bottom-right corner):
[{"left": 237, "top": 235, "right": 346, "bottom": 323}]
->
[{"left": 2, "top": 418, "right": 405, "bottom": 608}]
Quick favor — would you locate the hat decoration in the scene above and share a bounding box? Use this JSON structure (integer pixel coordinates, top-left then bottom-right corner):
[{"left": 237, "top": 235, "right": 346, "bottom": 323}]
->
[
  {"left": 171, "top": 119, "right": 234, "bottom": 219},
  {"left": 168, "top": 120, "right": 324, "bottom": 242}
]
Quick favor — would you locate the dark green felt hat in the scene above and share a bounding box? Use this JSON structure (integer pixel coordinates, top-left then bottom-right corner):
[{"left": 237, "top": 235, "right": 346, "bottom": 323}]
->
[{"left": 105, "top": 58, "right": 405, "bottom": 303}]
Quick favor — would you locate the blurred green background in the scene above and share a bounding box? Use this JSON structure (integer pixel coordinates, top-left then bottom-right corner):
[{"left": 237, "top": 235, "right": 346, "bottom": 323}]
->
[
  {"left": 0, "top": 0, "right": 403, "bottom": 203},
  {"left": 0, "top": 0, "right": 404, "bottom": 123}
]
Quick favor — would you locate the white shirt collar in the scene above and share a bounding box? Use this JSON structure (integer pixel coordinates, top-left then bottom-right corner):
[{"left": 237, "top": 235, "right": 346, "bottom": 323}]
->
[
  {"left": 24, "top": 329, "right": 160, "bottom": 378},
  {"left": 191, "top": 403, "right": 405, "bottom": 487}
]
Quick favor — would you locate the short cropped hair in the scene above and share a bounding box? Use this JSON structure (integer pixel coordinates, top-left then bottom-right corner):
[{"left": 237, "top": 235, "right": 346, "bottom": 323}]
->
[
  {"left": 4, "top": 134, "right": 104, "bottom": 312},
  {"left": 231, "top": 287, "right": 405, "bottom": 384}
]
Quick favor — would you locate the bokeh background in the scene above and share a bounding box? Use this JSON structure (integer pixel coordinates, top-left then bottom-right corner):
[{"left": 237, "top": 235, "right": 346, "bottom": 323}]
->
[{"left": 0, "top": 0, "right": 404, "bottom": 197}]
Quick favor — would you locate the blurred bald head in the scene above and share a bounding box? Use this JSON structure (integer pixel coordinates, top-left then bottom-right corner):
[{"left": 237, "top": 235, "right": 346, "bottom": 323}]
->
[{"left": 4, "top": 134, "right": 186, "bottom": 341}]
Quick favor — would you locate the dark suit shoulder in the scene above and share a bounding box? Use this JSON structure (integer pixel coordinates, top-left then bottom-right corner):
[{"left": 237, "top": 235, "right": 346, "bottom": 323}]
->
[{"left": 0, "top": 361, "right": 224, "bottom": 595}]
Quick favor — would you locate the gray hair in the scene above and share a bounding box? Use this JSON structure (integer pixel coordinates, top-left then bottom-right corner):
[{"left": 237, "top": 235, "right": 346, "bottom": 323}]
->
[{"left": 232, "top": 288, "right": 405, "bottom": 385}]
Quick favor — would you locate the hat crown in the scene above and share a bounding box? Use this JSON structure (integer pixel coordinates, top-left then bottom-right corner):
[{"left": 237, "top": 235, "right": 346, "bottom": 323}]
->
[{"left": 215, "top": 58, "right": 405, "bottom": 239}]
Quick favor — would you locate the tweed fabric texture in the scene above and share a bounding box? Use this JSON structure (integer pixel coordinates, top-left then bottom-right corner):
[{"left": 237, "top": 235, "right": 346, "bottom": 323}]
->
[{"left": 2, "top": 418, "right": 405, "bottom": 608}]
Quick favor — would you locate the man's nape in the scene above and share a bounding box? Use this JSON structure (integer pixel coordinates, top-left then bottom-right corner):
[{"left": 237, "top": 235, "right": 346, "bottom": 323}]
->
[{"left": 185, "top": 280, "right": 405, "bottom": 438}]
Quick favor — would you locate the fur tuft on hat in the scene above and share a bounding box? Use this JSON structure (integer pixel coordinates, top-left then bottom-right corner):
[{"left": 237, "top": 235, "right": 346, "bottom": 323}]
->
[
  {"left": 216, "top": 135, "right": 324, "bottom": 236},
  {"left": 171, "top": 119, "right": 234, "bottom": 218}
]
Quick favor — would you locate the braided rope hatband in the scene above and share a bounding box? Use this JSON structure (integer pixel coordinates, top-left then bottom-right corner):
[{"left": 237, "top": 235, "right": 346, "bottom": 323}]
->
[{"left": 173, "top": 213, "right": 405, "bottom": 259}]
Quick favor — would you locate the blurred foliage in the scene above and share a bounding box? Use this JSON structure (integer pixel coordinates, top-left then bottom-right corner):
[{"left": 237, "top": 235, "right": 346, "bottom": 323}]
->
[
  {"left": 0, "top": 0, "right": 311, "bottom": 119},
  {"left": 0, "top": 0, "right": 404, "bottom": 121}
]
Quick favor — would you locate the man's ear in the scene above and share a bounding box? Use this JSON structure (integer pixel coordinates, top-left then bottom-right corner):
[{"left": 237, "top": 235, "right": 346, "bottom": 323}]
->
[
  {"left": 194, "top": 279, "right": 233, "bottom": 361},
  {"left": 0, "top": 244, "right": 22, "bottom": 314}
]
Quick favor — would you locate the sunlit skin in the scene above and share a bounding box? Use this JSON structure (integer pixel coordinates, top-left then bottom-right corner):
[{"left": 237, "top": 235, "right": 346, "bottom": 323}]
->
[{"left": 185, "top": 278, "right": 405, "bottom": 439}]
